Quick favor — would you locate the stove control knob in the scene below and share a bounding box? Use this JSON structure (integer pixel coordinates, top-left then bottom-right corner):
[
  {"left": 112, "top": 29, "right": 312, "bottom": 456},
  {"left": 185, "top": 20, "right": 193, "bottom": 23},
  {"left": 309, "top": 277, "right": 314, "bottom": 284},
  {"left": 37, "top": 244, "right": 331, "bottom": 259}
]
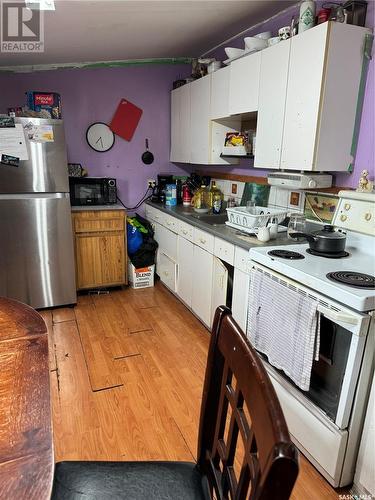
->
[
  {"left": 308, "top": 178, "right": 317, "bottom": 188},
  {"left": 344, "top": 203, "right": 351, "bottom": 211},
  {"left": 340, "top": 214, "right": 347, "bottom": 222},
  {"left": 364, "top": 212, "right": 372, "bottom": 221}
]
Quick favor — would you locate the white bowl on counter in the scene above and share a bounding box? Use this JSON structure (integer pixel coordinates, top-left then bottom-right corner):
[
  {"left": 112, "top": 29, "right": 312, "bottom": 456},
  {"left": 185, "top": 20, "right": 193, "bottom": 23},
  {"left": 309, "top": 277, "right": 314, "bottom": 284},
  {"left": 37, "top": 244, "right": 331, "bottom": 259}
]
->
[
  {"left": 224, "top": 47, "right": 245, "bottom": 60},
  {"left": 255, "top": 31, "right": 272, "bottom": 40},
  {"left": 244, "top": 37, "right": 268, "bottom": 52}
]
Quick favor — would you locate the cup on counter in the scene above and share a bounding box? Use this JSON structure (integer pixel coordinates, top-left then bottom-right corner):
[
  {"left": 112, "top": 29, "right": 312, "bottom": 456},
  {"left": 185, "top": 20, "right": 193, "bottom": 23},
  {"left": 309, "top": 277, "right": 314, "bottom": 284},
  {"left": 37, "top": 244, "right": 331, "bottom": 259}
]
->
[
  {"left": 257, "top": 226, "right": 271, "bottom": 242},
  {"left": 287, "top": 213, "right": 306, "bottom": 240},
  {"left": 246, "top": 200, "right": 256, "bottom": 214},
  {"left": 278, "top": 26, "right": 291, "bottom": 40},
  {"left": 269, "top": 216, "right": 279, "bottom": 239}
]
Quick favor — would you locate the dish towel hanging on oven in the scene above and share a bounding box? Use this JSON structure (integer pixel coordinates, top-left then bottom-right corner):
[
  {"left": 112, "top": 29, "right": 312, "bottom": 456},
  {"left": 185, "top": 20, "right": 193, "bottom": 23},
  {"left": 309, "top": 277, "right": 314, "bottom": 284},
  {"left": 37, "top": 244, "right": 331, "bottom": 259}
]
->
[{"left": 247, "top": 268, "right": 320, "bottom": 391}]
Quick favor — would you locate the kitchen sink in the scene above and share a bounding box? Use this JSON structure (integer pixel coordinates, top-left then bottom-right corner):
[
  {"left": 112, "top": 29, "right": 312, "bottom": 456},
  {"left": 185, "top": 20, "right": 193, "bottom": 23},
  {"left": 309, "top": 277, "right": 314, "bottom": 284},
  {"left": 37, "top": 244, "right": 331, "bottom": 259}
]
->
[{"left": 190, "top": 213, "right": 228, "bottom": 226}]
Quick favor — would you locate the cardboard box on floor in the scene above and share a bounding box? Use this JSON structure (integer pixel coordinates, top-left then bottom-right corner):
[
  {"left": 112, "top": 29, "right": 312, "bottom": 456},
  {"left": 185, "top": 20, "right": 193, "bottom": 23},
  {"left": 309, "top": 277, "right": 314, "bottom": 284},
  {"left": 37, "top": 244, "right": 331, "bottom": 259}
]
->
[{"left": 128, "top": 263, "right": 155, "bottom": 289}]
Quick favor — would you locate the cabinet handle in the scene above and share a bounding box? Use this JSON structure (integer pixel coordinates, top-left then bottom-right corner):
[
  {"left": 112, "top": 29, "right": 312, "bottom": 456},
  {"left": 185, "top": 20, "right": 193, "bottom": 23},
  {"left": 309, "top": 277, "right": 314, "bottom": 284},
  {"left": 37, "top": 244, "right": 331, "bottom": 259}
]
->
[
  {"left": 340, "top": 215, "right": 347, "bottom": 222},
  {"left": 164, "top": 271, "right": 169, "bottom": 277},
  {"left": 199, "top": 238, "right": 206, "bottom": 244},
  {"left": 182, "top": 230, "right": 188, "bottom": 235},
  {"left": 364, "top": 212, "right": 372, "bottom": 221},
  {"left": 344, "top": 203, "right": 351, "bottom": 211}
]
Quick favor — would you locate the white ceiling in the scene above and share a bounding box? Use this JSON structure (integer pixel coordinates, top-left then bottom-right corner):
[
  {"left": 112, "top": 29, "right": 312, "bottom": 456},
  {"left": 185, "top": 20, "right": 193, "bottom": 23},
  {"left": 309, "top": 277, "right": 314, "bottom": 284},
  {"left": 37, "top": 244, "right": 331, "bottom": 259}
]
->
[{"left": 0, "top": 0, "right": 296, "bottom": 67}]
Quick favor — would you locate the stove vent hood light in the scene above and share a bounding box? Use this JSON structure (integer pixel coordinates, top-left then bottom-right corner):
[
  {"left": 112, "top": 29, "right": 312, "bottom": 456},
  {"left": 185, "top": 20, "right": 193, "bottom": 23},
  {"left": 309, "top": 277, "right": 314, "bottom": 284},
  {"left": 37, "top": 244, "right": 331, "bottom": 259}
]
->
[
  {"left": 25, "top": 0, "right": 55, "bottom": 10},
  {"left": 267, "top": 172, "right": 332, "bottom": 190}
]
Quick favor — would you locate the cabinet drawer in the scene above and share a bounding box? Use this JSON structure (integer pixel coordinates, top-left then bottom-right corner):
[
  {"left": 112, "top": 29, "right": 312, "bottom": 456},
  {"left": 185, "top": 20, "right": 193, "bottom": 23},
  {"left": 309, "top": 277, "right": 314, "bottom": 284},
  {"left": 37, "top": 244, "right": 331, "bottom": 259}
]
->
[
  {"left": 73, "top": 211, "right": 125, "bottom": 233},
  {"left": 234, "top": 246, "right": 250, "bottom": 273},
  {"left": 178, "top": 220, "right": 194, "bottom": 242},
  {"left": 149, "top": 207, "right": 163, "bottom": 224},
  {"left": 158, "top": 252, "right": 177, "bottom": 292},
  {"left": 162, "top": 213, "right": 178, "bottom": 233},
  {"left": 193, "top": 227, "right": 214, "bottom": 253},
  {"left": 214, "top": 238, "right": 234, "bottom": 265}
]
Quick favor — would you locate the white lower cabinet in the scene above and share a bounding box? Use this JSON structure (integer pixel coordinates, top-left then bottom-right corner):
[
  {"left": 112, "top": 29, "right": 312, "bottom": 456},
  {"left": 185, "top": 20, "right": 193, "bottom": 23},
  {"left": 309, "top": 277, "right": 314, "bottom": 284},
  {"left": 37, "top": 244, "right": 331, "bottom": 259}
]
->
[
  {"left": 157, "top": 224, "right": 177, "bottom": 261},
  {"left": 177, "top": 236, "right": 194, "bottom": 308},
  {"left": 211, "top": 257, "right": 228, "bottom": 326},
  {"left": 232, "top": 267, "right": 250, "bottom": 332},
  {"left": 191, "top": 245, "right": 214, "bottom": 328},
  {"left": 158, "top": 252, "right": 177, "bottom": 292}
]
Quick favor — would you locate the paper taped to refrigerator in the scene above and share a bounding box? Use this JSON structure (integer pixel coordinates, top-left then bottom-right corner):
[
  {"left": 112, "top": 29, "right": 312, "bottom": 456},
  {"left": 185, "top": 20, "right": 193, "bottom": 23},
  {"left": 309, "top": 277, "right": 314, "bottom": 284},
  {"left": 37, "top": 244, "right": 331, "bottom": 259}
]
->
[{"left": 0, "top": 124, "right": 28, "bottom": 160}]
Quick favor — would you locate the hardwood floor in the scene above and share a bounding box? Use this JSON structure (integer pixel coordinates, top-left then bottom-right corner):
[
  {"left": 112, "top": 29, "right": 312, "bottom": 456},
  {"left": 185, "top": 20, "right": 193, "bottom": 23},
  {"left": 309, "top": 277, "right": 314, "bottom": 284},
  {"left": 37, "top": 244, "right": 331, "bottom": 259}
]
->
[{"left": 43, "top": 283, "right": 344, "bottom": 499}]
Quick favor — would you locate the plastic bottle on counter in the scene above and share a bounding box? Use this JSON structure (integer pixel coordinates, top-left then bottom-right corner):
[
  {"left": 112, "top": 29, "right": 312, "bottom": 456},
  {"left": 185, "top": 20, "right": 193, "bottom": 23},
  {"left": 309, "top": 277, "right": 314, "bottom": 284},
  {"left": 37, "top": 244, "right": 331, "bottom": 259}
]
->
[
  {"left": 182, "top": 183, "right": 192, "bottom": 206},
  {"left": 165, "top": 183, "right": 177, "bottom": 206},
  {"left": 210, "top": 181, "right": 223, "bottom": 214}
]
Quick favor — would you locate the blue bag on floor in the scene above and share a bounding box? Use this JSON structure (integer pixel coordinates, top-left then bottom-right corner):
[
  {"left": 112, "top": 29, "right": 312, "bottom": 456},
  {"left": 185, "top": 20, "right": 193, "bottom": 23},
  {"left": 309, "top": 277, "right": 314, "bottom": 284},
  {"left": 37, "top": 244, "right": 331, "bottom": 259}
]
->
[{"left": 127, "top": 222, "right": 143, "bottom": 255}]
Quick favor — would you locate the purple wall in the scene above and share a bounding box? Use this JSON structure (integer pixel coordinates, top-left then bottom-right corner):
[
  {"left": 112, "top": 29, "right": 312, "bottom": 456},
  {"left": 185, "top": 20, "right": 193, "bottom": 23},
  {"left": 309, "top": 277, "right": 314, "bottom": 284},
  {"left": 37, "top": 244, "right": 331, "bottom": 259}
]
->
[
  {"left": 205, "top": 1, "right": 375, "bottom": 188},
  {"left": 0, "top": 64, "right": 192, "bottom": 209}
]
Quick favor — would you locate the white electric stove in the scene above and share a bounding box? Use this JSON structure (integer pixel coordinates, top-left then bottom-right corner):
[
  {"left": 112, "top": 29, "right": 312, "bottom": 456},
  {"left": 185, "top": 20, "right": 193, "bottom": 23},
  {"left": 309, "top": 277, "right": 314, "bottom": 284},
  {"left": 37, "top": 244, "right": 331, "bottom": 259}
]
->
[{"left": 247, "top": 191, "right": 375, "bottom": 488}]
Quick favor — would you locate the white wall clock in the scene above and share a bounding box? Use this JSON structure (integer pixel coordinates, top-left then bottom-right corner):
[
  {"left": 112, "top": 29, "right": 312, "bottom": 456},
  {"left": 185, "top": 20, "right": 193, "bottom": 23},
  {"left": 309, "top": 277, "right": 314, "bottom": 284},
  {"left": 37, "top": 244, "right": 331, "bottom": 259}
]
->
[{"left": 86, "top": 122, "right": 115, "bottom": 152}]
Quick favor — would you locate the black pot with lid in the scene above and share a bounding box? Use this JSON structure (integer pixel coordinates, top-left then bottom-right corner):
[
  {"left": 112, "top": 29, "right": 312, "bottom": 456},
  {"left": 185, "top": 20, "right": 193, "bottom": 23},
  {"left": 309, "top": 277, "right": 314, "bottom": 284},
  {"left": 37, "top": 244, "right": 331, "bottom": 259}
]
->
[{"left": 290, "top": 224, "right": 346, "bottom": 253}]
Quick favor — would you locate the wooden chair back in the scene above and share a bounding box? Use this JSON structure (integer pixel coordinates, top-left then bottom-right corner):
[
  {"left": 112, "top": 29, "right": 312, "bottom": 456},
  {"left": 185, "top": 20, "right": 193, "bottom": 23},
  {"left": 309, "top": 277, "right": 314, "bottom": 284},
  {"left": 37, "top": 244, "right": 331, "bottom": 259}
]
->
[{"left": 197, "top": 306, "right": 299, "bottom": 500}]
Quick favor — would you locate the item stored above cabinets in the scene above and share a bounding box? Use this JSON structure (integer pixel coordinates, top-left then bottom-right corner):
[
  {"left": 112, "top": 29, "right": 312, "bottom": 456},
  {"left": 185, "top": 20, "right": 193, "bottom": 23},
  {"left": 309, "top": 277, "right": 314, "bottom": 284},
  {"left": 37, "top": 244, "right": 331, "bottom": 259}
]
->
[{"left": 267, "top": 172, "right": 332, "bottom": 189}]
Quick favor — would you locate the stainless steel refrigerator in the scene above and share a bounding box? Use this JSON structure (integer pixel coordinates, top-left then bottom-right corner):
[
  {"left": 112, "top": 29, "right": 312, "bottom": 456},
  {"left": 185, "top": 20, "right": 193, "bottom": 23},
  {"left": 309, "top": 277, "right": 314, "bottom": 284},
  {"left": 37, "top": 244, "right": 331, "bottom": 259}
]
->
[{"left": 0, "top": 117, "right": 76, "bottom": 309}]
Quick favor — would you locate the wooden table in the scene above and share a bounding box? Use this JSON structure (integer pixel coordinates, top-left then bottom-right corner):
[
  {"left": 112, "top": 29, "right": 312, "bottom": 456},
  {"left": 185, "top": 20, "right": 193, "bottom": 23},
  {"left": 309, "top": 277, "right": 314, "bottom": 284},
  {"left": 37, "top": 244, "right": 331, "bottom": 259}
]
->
[{"left": 0, "top": 298, "right": 53, "bottom": 499}]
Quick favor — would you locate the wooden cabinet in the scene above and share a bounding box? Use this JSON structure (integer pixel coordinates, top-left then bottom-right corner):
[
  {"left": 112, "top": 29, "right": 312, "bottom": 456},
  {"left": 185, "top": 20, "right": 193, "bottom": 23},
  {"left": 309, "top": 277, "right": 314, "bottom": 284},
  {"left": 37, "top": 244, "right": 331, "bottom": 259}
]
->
[
  {"left": 72, "top": 210, "right": 127, "bottom": 290},
  {"left": 280, "top": 22, "right": 369, "bottom": 171},
  {"left": 170, "top": 84, "right": 191, "bottom": 163},
  {"left": 191, "top": 245, "right": 214, "bottom": 328},
  {"left": 255, "top": 40, "right": 291, "bottom": 169},
  {"left": 228, "top": 51, "right": 261, "bottom": 115}
]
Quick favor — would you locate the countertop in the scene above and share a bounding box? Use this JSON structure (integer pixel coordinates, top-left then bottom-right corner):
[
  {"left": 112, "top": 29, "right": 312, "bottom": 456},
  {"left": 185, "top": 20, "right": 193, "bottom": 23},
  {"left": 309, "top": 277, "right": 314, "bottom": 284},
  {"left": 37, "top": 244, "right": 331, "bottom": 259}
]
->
[
  {"left": 71, "top": 204, "right": 125, "bottom": 211},
  {"left": 146, "top": 201, "right": 295, "bottom": 251}
]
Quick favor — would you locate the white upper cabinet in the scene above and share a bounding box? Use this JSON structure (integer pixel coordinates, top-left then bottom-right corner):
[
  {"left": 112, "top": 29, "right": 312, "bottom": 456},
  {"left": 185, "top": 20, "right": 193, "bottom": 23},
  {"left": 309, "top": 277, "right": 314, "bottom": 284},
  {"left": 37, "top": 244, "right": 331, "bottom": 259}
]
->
[
  {"left": 254, "top": 40, "right": 291, "bottom": 169},
  {"left": 210, "top": 66, "right": 231, "bottom": 120},
  {"left": 228, "top": 51, "right": 261, "bottom": 115},
  {"left": 170, "top": 84, "right": 191, "bottom": 163},
  {"left": 190, "top": 74, "right": 211, "bottom": 164},
  {"left": 281, "top": 22, "right": 370, "bottom": 171}
]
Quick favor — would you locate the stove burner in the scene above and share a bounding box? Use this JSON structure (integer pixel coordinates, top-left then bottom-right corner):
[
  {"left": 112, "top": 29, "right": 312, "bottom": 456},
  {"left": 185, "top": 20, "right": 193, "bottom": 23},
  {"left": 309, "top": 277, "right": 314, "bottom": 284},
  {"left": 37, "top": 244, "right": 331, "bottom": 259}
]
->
[
  {"left": 326, "top": 272, "right": 375, "bottom": 289},
  {"left": 268, "top": 250, "right": 305, "bottom": 260},
  {"left": 306, "top": 249, "right": 350, "bottom": 259}
]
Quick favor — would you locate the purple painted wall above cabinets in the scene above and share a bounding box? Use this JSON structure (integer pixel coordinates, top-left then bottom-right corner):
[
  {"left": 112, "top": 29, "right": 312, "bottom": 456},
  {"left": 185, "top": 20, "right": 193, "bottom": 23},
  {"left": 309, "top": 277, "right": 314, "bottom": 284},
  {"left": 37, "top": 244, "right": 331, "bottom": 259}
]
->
[
  {"left": 0, "top": 64, "right": 192, "bottom": 209},
  {"left": 203, "top": 1, "right": 375, "bottom": 188}
]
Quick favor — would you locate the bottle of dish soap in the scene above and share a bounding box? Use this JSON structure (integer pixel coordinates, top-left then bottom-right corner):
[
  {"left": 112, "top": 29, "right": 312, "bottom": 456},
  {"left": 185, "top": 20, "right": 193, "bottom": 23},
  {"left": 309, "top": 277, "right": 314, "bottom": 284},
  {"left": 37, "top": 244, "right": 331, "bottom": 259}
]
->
[{"left": 210, "top": 181, "right": 223, "bottom": 214}]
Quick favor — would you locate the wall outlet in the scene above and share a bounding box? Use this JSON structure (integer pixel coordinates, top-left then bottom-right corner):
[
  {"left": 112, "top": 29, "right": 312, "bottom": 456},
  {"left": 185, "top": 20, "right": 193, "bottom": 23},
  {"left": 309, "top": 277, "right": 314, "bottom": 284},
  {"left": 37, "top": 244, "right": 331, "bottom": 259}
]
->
[{"left": 147, "top": 179, "right": 156, "bottom": 188}]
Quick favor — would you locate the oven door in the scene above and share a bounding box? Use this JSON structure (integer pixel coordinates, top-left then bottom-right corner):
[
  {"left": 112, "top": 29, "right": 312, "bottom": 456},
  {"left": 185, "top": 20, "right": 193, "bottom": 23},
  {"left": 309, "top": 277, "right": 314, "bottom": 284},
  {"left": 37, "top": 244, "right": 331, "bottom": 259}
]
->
[
  {"left": 248, "top": 263, "right": 371, "bottom": 430},
  {"left": 69, "top": 178, "right": 106, "bottom": 206}
]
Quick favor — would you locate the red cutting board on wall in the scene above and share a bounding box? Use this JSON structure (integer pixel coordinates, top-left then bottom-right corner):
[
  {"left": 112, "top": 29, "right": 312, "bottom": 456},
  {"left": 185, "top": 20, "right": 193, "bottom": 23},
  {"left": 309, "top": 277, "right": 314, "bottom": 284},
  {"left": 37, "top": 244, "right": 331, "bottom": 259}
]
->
[{"left": 110, "top": 99, "right": 143, "bottom": 141}]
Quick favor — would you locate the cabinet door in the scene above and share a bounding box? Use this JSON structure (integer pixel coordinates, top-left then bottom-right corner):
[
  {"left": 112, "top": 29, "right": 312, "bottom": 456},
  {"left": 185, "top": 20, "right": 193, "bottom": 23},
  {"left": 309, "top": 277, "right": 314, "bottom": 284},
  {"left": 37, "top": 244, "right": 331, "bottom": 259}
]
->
[
  {"left": 211, "top": 257, "right": 228, "bottom": 326},
  {"left": 158, "top": 252, "right": 177, "bottom": 292},
  {"left": 228, "top": 52, "right": 261, "bottom": 115},
  {"left": 157, "top": 224, "right": 177, "bottom": 261},
  {"left": 210, "top": 66, "right": 230, "bottom": 119},
  {"left": 75, "top": 232, "right": 125, "bottom": 289},
  {"left": 255, "top": 40, "right": 291, "bottom": 169},
  {"left": 170, "top": 88, "right": 181, "bottom": 162},
  {"left": 170, "top": 85, "right": 191, "bottom": 163},
  {"left": 179, "top": 84, "right": 191, "bottom": 163},
  {"left": 231, "top": 268, "right": 250, "bottom": 332},
  {"left": 280, "top": 23, "right": 328, "bottom": 170},
  {"left": 192, "top": 245, "right": 213, "bottom": 327},
  {"left": 177, "top": 236, "right": 194, "bottom": 307},
  {"left": 190, "top": 75, "right": 211, "bottom": 164}
]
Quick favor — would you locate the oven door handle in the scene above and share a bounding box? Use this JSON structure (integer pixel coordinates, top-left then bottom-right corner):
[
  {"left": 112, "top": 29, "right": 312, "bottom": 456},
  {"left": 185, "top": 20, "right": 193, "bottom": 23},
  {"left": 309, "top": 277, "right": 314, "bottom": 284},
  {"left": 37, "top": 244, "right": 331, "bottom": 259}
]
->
[{"left": 317, "top": 305, "right": 359, "bottom": 326}]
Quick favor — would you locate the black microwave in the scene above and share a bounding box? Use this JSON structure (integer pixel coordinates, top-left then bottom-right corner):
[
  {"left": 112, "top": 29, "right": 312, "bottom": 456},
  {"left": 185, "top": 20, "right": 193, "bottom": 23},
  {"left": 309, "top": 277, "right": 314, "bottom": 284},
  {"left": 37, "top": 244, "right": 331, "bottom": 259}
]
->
[{"left": 69, "top": 177, "right": 117, "bottom": 206}]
